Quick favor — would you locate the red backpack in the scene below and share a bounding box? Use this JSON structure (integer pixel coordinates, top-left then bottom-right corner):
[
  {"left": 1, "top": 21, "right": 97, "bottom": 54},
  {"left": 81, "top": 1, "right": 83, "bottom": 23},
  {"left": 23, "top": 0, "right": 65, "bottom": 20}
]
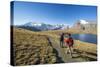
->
[{"left": 64, "top": 37, "right": 74, "bottom": 47}]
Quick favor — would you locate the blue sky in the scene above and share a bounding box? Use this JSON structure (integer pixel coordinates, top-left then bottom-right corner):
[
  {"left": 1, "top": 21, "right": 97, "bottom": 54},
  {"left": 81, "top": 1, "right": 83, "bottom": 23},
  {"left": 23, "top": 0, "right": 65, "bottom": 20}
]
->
[{"left": 11, "top": 1, "right": 97, "bottom": 26}]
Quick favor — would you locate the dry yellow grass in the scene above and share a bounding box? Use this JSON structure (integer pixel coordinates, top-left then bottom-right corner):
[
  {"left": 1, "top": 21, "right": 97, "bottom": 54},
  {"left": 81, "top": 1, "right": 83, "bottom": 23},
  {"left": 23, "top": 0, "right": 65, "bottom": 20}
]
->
[
  {"left": 41, "top": 28, "right": 97, "bottom": 35},
  {"left": 12, "top": 27, "right": 97, "bottom": 66},
  {"left": 40, "top": 29, "right": 97, "bottom": 54},
  {"left": 13, "top": 28, "right": 61, "bottom": 66},
  {"left": 74, "top": 40, "right": 97, "bottom": 54}
]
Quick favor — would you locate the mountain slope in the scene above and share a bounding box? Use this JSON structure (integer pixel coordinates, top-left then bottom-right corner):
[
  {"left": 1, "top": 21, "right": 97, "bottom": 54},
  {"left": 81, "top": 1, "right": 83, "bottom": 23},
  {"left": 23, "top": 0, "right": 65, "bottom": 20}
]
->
[
  {"left": 12, "top": 27, "right": 64, "bottom": 65},
  {"left": 72, "top": 19, "right": 97, "bottom": 33}
]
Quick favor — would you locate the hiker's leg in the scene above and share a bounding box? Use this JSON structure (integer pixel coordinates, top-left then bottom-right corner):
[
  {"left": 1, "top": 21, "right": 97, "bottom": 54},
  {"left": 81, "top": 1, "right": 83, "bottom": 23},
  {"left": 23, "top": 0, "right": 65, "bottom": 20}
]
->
[
  {"left": 64, "top": 42, "right": 65, "bottom": 47},
  {"left": 60, "top": 41, "right": 61, "bottom": 47},
  {"left": 66, "top": 45, "right": 70, "bottom": 54},
  {"left": 61, "top": 41, "right": 64, "bottom": 47},
  {"left": 61, "top": 41, "right": 62, "bottom": 47},
  {"left": 60, "top": 41, "right": 63, "bottom": 47},
  {"left": 65, "top": 43, "right": 69, "bottom": 54},
  {"left": 69, "top": 47, "right": 73, "bottom": 58},
  {"left": 66, "top": 47, "right": 69, "bottom": 54},
  {"left": 71, "top": 46, "right": 74, "bottom": 53},
  {"left": 62, "top": 41, "right": 64, "bottom": 47}
]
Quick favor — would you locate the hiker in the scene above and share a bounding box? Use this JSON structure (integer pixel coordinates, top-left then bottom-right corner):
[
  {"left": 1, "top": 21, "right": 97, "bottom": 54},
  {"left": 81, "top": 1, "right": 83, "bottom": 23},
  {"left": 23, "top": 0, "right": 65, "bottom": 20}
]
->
[
  {"left": 60, "top": 33, "right": 64, "bottom": 48},
  {"left": 64, "top": 33, "right": 74, "bottom": 58}
]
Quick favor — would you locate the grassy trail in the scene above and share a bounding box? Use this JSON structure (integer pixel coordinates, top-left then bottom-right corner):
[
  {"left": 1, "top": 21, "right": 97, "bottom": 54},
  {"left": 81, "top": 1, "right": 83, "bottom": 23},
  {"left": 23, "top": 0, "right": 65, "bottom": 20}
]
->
[{"left": 48, "top": 37, "right": 96, "bottom": 63}]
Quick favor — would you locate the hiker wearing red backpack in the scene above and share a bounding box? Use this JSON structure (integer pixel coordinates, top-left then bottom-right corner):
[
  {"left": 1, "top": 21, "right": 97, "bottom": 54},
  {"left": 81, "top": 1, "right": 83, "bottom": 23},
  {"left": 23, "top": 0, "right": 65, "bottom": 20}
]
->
[{"left": 64, "top": 33, "right": 74, "bottom": 58}]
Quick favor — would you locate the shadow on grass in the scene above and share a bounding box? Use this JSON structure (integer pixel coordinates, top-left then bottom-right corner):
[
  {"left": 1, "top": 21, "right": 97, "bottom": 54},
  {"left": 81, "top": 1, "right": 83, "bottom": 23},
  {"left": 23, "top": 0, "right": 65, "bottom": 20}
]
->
[
  {"left": 46, "top": 36, "right": 64, "bottom": 63},
  {"left": 53, "top": 48, "right": 65, "bottom": 63}
]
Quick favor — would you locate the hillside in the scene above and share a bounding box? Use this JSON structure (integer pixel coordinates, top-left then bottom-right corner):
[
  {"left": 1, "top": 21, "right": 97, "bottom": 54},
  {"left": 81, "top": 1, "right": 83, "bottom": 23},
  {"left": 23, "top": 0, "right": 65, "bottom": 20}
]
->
[
  {"left": 11, "top": 27, "right": 97, "bottom": 66},
  {"left": 12, "top": 27, "right": 64, "bottom": 66}
]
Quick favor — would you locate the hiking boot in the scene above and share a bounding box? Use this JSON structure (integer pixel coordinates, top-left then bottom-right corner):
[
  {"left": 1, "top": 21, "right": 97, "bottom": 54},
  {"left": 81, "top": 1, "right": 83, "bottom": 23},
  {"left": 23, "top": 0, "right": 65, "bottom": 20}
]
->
[{"left": 65, "top": 51, "right": 70, "bottom": 54}]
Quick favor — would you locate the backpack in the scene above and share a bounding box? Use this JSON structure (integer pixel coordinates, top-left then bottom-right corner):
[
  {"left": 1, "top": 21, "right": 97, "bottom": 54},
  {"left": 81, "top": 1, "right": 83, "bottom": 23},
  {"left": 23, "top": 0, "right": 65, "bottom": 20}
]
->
[{"left": 64, "top": 37, "right": 74, "bottom": 47}]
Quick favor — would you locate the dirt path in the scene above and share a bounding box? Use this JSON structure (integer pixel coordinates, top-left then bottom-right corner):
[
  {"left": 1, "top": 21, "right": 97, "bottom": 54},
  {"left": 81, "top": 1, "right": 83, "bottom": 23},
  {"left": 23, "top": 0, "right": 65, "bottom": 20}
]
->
[{"left": 47, "top": 37, "right": 90, "bottom": 63}]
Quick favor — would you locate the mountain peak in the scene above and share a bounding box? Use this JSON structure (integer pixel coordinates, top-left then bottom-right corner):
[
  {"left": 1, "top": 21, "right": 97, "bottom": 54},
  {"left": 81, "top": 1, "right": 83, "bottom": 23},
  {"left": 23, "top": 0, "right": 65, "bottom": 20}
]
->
[
  {"left": 22, "top": 22, "right": 68, "bottom": 31},
  {"left": 79, "top": 19, "right": 88, "bottom": 24},
  {"left": 24, "top": 22, "right": 43, "bottom": 26}
]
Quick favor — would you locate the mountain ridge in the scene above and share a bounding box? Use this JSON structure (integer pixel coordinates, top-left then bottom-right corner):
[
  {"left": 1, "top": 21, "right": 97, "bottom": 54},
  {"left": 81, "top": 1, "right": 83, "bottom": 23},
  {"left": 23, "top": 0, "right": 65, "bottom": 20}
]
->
[{"left": 16, "top": 22, "right": 68, "bottom": 31}]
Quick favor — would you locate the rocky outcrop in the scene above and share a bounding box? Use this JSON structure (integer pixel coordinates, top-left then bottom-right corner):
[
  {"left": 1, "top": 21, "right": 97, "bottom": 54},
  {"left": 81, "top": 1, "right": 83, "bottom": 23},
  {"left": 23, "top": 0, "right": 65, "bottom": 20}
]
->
[{"left": 72, "top": 20, "right": 97, "bottom": 33}]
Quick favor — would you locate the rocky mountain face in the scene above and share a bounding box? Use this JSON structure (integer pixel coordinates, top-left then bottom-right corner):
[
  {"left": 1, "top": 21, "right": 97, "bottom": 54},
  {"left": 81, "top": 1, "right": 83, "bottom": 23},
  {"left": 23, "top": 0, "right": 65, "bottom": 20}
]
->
[{"left": 73, "top": 20, "right": 97, "bottom": 33}]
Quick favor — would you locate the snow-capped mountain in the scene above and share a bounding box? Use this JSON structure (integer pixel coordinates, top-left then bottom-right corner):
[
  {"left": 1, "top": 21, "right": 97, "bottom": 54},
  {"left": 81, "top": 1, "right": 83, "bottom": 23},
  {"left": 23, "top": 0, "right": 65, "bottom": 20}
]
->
[
  {"left": 24, "top": 22, "right": 43, "bottom": 27},
  {"left": 17, "top": 22, "right": 68, "bottom": 31},
  {"left": 79, "top": 20, "right": 89, "bottom": 24},
  {"left": 78, "top": 19, "right": 96, "bottom": 25}
]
